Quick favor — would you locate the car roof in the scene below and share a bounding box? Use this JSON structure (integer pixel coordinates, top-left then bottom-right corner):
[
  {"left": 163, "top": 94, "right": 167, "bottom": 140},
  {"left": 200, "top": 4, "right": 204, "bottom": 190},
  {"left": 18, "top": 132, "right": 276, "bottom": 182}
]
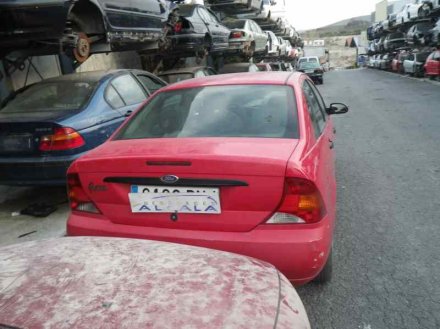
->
[
  {"left": 158, "top": 66, "right": 208, "bottom": 75},
  {"left": 0, "top": 237, "right": 297, "bottom": 328},
  {"left": 161, "top": 72, "right": 301, "bottom": 91},
  {"left": 40, "top": 69, "right": 133, "bottom": 84}
]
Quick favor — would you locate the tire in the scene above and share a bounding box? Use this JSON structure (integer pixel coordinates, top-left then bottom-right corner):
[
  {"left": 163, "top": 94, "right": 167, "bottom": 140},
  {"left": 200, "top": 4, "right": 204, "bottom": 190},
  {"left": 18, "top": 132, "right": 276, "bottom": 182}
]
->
[{"left": 313, "top": 249, "right": 333, "bottom": 284}]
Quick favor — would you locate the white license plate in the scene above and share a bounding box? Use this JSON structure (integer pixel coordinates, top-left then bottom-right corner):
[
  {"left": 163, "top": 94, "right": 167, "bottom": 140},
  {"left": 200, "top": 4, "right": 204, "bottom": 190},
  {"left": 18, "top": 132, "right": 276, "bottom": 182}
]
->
[
  {"left": 128, "top": 185, "right": 221, "bottom": 214},
  {"left": 305, "top": 70, "right": 314, "bottom": 73}
]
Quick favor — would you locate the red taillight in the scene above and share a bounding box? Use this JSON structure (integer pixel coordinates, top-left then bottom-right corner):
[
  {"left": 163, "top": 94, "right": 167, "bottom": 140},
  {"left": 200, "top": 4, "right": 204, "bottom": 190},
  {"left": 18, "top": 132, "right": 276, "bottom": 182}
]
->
[
  {"left": 267, "top": 178, "right": 326, "bottom": 224},
  {"left": 231, "top": 31, "right": 245, "bottom": 38},
  {"left": 174, "top": 22, "right": 183, "bottom": 33},
  {"left": 67, "top": 173, "right": 100, "bottom": 213},
  {"left": 39, "top": 127, "right": 85, "bottom": 152}
]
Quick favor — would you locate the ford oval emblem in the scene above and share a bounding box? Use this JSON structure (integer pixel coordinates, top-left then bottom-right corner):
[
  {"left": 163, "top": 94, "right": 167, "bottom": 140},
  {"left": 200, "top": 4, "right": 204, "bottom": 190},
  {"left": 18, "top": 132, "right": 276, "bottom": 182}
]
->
[{"left": 160, "top": 175, "right": 179, "bottom": 184}]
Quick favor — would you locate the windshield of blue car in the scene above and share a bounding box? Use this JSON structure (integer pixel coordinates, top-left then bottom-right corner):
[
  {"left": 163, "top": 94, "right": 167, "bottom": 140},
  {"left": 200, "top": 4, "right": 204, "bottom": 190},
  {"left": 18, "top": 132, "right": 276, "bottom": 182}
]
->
[
  {"left": 299, "top": 62, "right": 321, "bottom": 70},
  {"left": 224, "top": 20, "right": 246, "bottom": 29},
  {"left": 116, "top": 85, "right": 298, "bottom": 139},
  {"left": 158, "top": 73, "right": 194, "bottom": 84},
  {"left": 1, "top": 81, "right": 96, "bottom": 113}
]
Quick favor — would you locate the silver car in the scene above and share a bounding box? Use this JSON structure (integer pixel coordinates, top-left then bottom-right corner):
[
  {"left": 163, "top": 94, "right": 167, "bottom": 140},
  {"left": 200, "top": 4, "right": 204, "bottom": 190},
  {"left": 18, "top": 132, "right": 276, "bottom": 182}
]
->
[{"left": 224, "top": 19, "right": 268, "bottom": 56}]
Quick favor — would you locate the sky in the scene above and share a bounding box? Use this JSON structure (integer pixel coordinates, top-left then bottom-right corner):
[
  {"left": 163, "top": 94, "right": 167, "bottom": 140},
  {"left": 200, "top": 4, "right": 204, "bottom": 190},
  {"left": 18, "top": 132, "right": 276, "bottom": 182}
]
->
[{"left": 285, "top": 0, "right": 380, "bottom": 31}]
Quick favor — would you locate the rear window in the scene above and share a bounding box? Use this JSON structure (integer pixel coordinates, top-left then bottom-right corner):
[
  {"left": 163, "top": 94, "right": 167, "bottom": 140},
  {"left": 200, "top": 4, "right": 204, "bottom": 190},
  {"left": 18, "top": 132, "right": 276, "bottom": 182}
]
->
[
  {"left": 1, "top": 81, "right": 96, "bottom": 113},
  {"left": 116, "top": 85, "right": 298, "bottom": 140},
  {"left": 159, "top": 73, "right": 194, "bottom": 84}
]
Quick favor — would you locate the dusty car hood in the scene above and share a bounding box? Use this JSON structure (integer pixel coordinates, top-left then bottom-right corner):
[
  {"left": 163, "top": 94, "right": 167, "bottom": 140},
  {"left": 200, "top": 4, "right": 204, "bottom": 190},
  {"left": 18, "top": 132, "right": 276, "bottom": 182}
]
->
[{"left": 0, "top": 237, "right": 309, "bottom": 329}]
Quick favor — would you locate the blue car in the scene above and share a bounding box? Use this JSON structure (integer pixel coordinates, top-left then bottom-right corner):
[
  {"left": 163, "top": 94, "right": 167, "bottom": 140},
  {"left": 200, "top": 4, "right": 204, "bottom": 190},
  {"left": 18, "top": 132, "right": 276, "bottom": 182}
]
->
[{"left": 0, "top": 70, "right": 167, "bottom": 186}]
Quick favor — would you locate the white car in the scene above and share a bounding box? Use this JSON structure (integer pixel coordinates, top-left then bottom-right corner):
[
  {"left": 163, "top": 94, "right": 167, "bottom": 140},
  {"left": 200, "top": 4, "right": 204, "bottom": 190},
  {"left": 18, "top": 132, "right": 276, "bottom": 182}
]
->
[
  {"left": 403, "top": 52, "right": 431, "bottom": 76},
  {"left": 396, "top": 1, "right": 424, "bottom": 25},
  {"left": 265, "top": 30, "right": 280, "bottom": 55},
  {"left": 236, "top": 0, "right": 275, "bottom": 21},
  {"left": 224, "top": 19, "right": 268, "bottom": 56}
]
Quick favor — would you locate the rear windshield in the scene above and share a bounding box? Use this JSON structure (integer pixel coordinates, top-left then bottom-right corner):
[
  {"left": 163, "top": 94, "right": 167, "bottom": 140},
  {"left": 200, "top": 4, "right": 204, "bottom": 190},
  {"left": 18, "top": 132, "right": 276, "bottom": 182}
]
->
[
  {"left": 116, "top": 85, "right": 298, "bottom": 139},
  {"left": 224, "top": 20, "right": 246, "bottom": 29},
  {"left": 1, "top": 81, "right": 96, "bottom": 113},
  {"left": 299, "top": 62, "right": 320, "bottom": 69},
  {"left": 159, "top": 73, "right": 194, "bottom": 84}
]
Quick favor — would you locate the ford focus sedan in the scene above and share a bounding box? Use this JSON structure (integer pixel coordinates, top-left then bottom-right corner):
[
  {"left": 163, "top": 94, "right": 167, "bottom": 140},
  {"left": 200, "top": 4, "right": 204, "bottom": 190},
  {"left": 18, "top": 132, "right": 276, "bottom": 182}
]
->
[{"left": 67, "top": 72, "right": 348, "bottom": 285}]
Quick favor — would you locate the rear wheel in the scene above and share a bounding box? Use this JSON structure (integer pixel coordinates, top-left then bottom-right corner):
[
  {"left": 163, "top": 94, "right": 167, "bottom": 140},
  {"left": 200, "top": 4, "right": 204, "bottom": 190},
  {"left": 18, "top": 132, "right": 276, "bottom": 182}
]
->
[{"left": 313, "top": 249, "right": 332, "bottom": 284}]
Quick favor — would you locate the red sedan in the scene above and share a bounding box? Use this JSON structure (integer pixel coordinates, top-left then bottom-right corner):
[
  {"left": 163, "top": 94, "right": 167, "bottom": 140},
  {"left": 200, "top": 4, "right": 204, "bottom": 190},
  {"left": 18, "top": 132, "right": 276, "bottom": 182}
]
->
[
  {"left": 424, "top": 50, "right": 440, "bottom": 79},
  {"left": 67, "top": 72, "right": 348, "bottom": 285}
]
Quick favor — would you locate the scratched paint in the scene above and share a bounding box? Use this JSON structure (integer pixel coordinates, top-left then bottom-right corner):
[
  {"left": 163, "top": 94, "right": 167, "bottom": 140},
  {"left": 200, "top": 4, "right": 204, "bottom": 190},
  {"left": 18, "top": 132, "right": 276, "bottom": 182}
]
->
[{"left": 0, "top": 237, "right": 310, "bottom": 329}]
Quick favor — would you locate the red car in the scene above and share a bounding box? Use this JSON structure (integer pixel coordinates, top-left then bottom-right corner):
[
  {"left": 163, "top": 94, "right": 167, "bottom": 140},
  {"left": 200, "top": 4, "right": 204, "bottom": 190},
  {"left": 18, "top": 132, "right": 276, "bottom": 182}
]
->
[
  {"left": 0, "top": 237, "right": 311, "bottom": 328},
  {"left": 424, "top": 50, "right": 440, "bottom": 79},
  {"left": 391, "top": 50, "right": 408, "bottom": 73},
  {"left": 67, "top": 72, "right": 348, "bottom": 285}
]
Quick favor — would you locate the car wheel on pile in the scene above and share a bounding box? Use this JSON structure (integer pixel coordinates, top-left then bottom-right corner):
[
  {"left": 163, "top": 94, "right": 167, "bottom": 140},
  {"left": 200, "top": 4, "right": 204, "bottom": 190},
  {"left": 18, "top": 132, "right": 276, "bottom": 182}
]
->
[
  {"left": 73, "top": 32, "right": 91, "bottom": 63},
  {"left": 313, "top": 249, "right": 333, "bottom": 284}
]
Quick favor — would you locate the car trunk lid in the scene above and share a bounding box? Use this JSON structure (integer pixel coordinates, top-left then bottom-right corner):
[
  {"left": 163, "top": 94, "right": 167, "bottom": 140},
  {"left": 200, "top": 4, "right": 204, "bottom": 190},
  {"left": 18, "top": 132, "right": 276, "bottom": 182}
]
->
[{"left": 76, "top": 138, "right": 299, "bottom": 232}]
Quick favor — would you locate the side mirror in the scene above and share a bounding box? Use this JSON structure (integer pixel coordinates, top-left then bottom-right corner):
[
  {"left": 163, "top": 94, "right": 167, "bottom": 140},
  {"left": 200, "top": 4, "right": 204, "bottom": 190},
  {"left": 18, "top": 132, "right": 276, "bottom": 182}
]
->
[{"left": 326, "top": 103, "right": 349, "bottom": 115}]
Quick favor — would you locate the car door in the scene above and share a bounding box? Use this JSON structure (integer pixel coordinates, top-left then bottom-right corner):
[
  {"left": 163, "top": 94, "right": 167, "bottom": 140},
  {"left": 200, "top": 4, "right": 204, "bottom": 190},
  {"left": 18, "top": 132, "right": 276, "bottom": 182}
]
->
[
  {"left": 129, "top": 0, "right": 163, "bottom": 31},
  {"left": 251, "top": 21, "right": 265, "bottom": 51},
  {"left": 300, "top": 78, "right": 336, "bottom": 218},
  {"left": 96, "top": 0, "right": 135, "bottom": 31},
  {"left": 106, "top": 73, "right": 148, "bottom": 119},
  {"left": 197, "top": 7, "right": 229, "bottom": 50}
]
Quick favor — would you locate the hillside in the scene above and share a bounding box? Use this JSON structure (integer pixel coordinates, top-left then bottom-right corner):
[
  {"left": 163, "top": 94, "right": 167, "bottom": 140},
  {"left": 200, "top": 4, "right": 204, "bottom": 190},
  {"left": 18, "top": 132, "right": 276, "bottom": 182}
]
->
[{"left": 302, "top": 15, "right": 371, "bottom": 38}]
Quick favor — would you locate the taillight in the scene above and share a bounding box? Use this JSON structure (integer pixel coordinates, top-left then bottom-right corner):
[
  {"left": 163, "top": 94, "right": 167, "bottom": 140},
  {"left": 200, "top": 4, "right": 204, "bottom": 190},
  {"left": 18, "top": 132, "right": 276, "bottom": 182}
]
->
[
  {"left": 174, "top": 22, "right": 183, "bottom": 33},
  {"left": 67, "top": 173, "right": 100, "bottom": 213},
  {"left": 266, "top": 178, "right": 326, "bottom": 224},
  {"left": 231, "top": 31, "right": 245, "bottom": 38},
  {"left": 39, "top": 127, "right": 85, "bottom": 151}
]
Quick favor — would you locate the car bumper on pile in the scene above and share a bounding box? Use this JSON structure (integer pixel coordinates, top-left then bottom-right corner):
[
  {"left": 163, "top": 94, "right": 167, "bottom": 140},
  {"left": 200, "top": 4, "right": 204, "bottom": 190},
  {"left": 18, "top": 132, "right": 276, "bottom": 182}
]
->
[
  {"left": 0, "top": 153, "right": 85, "bottom": 186},
  {"left": 228, "top": 40, "right": 251, "bottom": 53},
  {"left": 170, "top": 34, "right": 205, "bottom": 53},
  {"left": 67, "top": 213, "right": 334, "bottom": 285}
]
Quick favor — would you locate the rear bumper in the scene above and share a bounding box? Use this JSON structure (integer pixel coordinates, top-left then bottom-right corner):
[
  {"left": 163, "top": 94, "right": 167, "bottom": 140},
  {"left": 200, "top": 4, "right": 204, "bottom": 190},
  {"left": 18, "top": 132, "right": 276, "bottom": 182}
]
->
[
  {"left": 67, "top": 213, "right": 334, "bottom": 285},
  {"left": 170, "top": 34, "right": 204, "bottom": 55},
  {"left": 0, "top": 153, "right": 85, "bottom": 186}
]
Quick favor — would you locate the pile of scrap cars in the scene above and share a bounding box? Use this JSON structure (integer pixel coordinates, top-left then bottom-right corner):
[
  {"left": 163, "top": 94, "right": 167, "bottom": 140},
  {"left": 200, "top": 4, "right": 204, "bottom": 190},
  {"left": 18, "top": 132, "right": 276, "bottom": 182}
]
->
[
  {"left": 0, "top": 1, "right": 344, "bottom": 328},
  {"left": 366, "top": 0, "right": 440, "bottom": 80}
]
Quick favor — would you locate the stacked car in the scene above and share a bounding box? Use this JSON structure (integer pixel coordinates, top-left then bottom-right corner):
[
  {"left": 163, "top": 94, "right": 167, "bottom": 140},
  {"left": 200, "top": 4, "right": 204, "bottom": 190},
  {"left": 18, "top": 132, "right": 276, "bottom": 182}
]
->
[{"left": 367, "top": 2, "right": 440, "bottom": 79}]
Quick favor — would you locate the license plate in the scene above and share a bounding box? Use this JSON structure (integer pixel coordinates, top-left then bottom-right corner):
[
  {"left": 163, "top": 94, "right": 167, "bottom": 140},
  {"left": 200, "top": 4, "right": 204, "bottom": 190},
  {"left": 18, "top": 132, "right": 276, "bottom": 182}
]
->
[
  {"left": 0, "top": 134, "right": 33, "bottom": 152},
  {"left": 128, "top": 185, "right": 221, "bottom": 214},
  {"left": 305, "top": 70, "right": 314, "bottom": 73}
]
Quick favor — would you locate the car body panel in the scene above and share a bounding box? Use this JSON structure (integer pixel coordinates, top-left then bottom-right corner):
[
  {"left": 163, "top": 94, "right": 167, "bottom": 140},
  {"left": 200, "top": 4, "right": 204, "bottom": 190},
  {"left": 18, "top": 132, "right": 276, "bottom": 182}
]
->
[
  {"left": 0, "top": 237, "right": 311, "bottom": 329},
  {"left": 67, "top": 72, "right": 340, "bottom": 285},
  {"left": 0, "top": 0, "right": 164, "bottom": 58}
]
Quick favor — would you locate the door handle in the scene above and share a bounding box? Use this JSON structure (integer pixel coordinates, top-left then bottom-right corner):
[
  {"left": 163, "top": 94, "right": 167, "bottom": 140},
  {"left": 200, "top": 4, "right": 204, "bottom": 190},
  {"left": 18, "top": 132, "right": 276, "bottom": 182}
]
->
[
  {"left": 125, "top": 110, "right": 133, "bottom": 117},
  {"left": 329, "top": 139, "right": 334, "bottom": 149}
]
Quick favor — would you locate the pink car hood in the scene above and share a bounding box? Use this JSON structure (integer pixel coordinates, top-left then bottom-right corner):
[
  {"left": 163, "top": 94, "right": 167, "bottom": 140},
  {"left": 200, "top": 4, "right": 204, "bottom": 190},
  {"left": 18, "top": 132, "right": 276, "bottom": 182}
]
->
[{"left": 0, "top": 237, "right": 310, "bottom": 329}]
